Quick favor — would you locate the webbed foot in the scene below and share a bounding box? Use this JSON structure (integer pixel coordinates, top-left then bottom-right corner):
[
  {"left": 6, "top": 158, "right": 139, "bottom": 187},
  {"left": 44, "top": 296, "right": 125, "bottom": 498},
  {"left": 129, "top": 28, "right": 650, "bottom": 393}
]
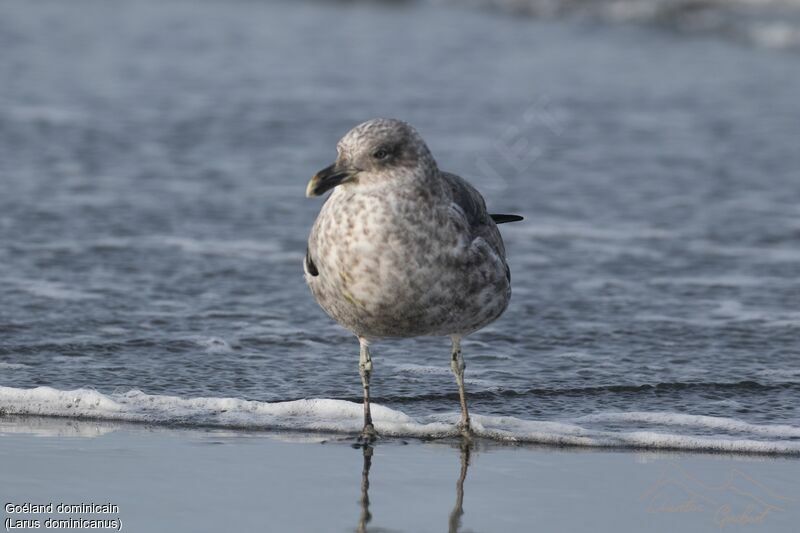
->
[
  {"left": 355, "top": 424, "right": 378, "bottom": 446},
  {"left": 457, "top": 420, "right": 472, "bottom": 442}
]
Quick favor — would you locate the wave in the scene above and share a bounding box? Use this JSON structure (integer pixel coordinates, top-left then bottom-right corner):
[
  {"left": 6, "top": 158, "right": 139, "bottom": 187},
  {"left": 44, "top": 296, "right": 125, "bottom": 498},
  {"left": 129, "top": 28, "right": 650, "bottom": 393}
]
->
[
  {"left": 0, "top": 362, "right": 30, "bottom": 370},
  {"left": 447, "top": 0, "right": 800, "bottom": 50},
  {"left": 280, "top": 379, "right": 800, "bottom": 409},
  {"left": 575, "top": 411, "right": 800, "bottom": 438},
  {"left": 1, "top": 386, "right": 798, "bottom": 454},
  {"left": 365, "top": 380, "right": 800, "bottom": 405},
  {"left": 6, "top": 235, "right": 301, "bottom": 263},
  {"left": 0, "top": 277, "right": 100, "bottom": 301}
]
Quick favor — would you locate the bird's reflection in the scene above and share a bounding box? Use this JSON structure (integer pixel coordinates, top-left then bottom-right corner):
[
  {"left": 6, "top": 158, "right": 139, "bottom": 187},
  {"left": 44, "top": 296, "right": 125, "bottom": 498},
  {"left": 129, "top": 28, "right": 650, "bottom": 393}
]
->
[
  {"left": 448, "top": 444, "right": 470, "bottom": 533},
  {"left": 355, "top": 443, "right": 471, "bottom": 533},
  {"left": 357, "top": 446, "right": 373, "bottom": 533}
]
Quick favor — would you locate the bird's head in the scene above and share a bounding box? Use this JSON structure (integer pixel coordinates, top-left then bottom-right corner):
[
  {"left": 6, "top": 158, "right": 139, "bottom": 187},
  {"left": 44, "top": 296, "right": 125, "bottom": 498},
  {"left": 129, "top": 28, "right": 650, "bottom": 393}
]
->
[{"left": 306, "top": 118, "right": 436, "bottom": 198}]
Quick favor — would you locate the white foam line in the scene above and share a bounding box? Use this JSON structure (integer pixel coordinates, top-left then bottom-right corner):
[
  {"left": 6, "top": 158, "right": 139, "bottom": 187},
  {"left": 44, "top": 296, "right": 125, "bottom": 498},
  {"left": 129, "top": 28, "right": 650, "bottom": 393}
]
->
[
  {"left": 1, "top": 387, "right": 799, "bottom": 454},
  {"left": 575, "top": 411, "right": 800, "bottom": 438}
]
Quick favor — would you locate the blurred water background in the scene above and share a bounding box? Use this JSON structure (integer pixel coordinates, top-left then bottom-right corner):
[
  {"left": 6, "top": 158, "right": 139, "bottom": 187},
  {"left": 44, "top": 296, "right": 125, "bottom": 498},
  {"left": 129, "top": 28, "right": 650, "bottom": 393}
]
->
[{"left": 1, "top": 0, "right": 799, "bottom": 449}]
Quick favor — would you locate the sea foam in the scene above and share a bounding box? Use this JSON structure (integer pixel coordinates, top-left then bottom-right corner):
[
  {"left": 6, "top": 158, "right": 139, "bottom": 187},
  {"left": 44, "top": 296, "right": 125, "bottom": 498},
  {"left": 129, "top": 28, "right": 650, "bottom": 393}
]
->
[{"left": 1, "top": 386, "right": 798, "bottom": 454}]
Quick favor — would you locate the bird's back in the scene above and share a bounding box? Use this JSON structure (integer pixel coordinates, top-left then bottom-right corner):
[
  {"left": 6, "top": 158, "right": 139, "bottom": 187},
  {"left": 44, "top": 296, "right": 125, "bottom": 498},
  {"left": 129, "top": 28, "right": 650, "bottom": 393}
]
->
[{"left": 441, "top": 171, "right": 507, "bottom": 260}]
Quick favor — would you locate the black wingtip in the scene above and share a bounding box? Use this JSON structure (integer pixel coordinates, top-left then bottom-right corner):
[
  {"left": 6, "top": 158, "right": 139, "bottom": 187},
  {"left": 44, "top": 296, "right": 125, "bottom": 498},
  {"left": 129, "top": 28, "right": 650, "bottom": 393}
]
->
[{"left": 490, "top": 214, "right": 524, "bottom": 224}]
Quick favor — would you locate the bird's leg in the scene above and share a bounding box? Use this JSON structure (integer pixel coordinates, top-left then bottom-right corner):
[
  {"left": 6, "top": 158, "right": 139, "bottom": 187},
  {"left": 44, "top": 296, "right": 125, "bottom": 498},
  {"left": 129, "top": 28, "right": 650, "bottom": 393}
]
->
[
  {"left": 450, "top": 335, "right": 471, "bottom": 439},
  {"left": 357, "top": 337, "right": 377, "bottom": 443}
]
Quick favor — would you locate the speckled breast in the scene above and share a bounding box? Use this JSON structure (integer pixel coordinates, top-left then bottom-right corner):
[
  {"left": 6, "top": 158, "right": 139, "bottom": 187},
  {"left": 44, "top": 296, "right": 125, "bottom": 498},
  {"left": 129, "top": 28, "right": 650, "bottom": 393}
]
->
[{"left": 305, "top": 190, "right": 511, "bottom": 339}]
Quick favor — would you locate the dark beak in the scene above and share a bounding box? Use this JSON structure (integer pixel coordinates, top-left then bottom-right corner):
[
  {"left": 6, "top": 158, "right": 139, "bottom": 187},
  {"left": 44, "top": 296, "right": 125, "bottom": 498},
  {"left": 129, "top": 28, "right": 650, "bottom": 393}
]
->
[{"left": 306, "top": 163, "right": 357, "bottom": 198}]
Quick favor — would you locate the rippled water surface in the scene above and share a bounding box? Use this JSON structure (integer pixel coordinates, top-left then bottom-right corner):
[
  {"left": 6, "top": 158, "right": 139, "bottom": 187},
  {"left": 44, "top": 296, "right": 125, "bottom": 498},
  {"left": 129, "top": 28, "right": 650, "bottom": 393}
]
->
[{"left": 1, "top": 0, "right": 799, "bottom": 445}]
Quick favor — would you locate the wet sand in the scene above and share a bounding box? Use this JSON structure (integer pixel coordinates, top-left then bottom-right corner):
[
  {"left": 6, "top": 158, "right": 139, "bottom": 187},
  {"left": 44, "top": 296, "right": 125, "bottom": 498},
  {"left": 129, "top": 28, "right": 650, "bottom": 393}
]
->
[{"left": 1, "top": 417, "right": 798, "bottom": 532}]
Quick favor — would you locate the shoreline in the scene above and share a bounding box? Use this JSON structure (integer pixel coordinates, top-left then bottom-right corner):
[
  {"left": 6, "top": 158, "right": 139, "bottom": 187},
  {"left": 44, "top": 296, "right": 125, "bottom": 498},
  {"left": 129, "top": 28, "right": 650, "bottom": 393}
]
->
[
  {"left": 2, "top": 385, "right": 800, "bottom": 456},
  {"left": 2, "top": 416, "right": 799, "bottom": 532},
  {"left": 2, "top": 412, "right": 800, "bottom": 459}
]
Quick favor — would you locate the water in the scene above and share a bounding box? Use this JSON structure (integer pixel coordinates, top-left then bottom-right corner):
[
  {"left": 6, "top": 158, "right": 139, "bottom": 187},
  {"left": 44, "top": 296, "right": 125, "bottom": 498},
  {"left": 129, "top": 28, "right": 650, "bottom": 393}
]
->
[
  {"left": 1, "top": 0, "right": 799, "bottom": 452},
  {"left": 459, "top": 0, "right": 800, "bottom": 50}
]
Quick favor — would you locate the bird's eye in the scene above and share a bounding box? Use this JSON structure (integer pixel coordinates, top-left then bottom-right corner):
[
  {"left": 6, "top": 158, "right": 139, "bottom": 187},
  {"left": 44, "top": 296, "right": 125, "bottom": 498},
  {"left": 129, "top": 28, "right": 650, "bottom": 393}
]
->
[{"left": 372, "top": 148, "right": 389, "bottom": 160}]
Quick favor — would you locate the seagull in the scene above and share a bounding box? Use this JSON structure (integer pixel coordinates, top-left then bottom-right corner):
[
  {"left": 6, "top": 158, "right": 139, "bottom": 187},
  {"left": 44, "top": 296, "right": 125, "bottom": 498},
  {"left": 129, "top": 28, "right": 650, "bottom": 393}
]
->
[{"left": 304, "top": 118, "right": 521, "bottom": 442}]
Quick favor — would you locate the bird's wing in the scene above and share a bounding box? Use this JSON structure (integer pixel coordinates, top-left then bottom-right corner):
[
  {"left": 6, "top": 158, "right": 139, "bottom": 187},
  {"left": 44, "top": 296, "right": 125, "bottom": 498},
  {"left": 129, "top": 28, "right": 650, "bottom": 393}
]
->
[{"left": 441, "top": 171, "right": 509, "bottom": 259}]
